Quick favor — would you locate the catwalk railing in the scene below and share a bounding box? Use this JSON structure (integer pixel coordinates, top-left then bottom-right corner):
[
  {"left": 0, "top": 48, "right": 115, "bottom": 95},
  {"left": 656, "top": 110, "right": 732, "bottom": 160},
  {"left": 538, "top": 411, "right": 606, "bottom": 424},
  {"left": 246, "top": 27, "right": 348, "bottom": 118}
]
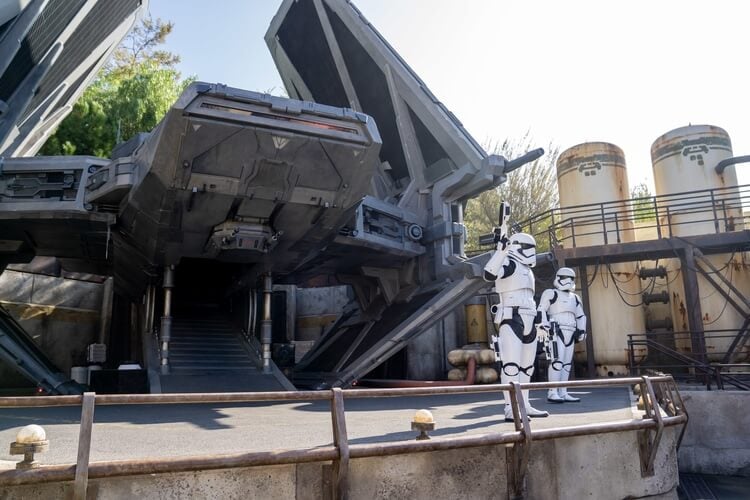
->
[
  {"left": 514, "top": 183, "right": 750, "bottom": 251},
  {"left": 627, "top": 330, "right": 750, "bottom": 390},
  {"left": 0, "top": 376, "right": 687, "bottom": 499}
]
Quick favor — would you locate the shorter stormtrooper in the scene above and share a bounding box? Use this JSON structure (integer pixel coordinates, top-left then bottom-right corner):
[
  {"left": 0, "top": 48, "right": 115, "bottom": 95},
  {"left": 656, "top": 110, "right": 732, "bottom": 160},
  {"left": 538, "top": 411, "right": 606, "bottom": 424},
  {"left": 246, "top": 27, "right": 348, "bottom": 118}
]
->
[
  {"left": 537, "top": 267, "right": 587, "bottom": 403},
  {"left": 485, "top": 232, "right": 548, "bottom": 421}
]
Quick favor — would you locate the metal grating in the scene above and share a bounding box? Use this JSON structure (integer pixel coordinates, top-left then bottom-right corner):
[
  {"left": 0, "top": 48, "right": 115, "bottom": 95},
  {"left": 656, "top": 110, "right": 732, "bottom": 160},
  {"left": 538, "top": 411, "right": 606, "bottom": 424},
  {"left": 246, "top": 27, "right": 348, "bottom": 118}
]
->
[
  {"left": 23, "top": 0, "right": 141, "bottom": 122},
  {"left": 0, "top": 0, "right": 85, "bottom": 101}
]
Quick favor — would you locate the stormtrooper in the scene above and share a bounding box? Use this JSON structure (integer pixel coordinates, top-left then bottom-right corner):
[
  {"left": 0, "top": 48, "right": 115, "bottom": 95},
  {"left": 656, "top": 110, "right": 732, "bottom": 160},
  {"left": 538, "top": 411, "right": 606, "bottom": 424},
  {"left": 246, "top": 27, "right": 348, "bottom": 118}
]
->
[
  {"left": 537, "top": 267, "right": 587, "bottom": 403},
  {"left": 484, "top": 228, "right": 549, "bottom": 421}
]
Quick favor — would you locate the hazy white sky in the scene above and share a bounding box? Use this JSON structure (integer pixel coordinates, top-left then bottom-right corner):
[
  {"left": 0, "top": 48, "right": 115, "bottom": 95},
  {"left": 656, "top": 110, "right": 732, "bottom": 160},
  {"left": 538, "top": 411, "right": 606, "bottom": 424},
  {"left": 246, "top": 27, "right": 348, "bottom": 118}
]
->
[{"left": 149, "top": 0, "right": 750, "bottom": 191}]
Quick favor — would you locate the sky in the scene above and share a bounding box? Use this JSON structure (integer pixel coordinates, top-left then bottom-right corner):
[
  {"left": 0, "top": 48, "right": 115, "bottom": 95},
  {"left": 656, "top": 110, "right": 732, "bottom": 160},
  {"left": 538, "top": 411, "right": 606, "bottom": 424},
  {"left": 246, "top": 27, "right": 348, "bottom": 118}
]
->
[{"left": 148, "top": 0, "right": 750, "bottom": 191}]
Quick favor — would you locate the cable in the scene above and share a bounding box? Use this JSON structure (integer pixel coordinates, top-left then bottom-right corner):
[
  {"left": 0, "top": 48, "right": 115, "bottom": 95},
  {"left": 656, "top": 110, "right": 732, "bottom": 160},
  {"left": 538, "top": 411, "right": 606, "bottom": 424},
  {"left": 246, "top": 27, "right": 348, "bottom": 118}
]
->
[
  {"left": 605, "top": 264, "right": 647, "bottom": 308},
  {"left": 607, "top": 264, "right": 650, "bottom": 295}
]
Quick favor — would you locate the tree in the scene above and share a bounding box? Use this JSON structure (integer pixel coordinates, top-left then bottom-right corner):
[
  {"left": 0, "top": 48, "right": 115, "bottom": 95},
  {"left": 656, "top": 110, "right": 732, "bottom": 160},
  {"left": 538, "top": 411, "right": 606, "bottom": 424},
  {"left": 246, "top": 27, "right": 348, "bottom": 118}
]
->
[
  {"left": 41, "top": 16, "right": 191, "bottom": 157},
  {"left": 464, "top": 133, "right": 560, "bottom": 253},
  {"left": 630, "top": 181, "right": 656, "bottom": 222}
]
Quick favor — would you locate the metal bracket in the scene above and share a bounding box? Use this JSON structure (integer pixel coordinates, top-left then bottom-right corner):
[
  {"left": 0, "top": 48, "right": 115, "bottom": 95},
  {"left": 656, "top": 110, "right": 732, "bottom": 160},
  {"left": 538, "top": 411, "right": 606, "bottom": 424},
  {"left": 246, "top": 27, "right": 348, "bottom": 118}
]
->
[
  {"left": 506, "top": 381, "right": 531, "bottom": 499},
  {"left": 637, "top": 377, "right": 664, "bottom": 477}
]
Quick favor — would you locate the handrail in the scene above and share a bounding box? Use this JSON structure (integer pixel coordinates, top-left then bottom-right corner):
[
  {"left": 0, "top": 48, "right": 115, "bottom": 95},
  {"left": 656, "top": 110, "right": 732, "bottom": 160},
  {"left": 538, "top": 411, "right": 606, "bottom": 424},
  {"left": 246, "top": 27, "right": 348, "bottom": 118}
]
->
[
  {"left": 512, "top": 183, "right": 750, "bottom": 250},
  {"left": 627, "top": 332, "right": 750, "bottom": 391},
  {"left": 0, "top": 376, "right": 669, "bottom": 408},
  {"left": 0, "top": 376, "right": 687, "bottom": 498}
]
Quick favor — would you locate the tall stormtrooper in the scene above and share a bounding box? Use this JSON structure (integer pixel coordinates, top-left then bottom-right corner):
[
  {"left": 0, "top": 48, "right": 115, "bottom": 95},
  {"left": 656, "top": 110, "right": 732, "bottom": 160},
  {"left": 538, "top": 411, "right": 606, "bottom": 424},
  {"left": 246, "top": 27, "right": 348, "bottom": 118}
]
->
[
  {"left": 484, "top": 230, "right": 548, "bottom": 421},
  {"left": 538, "top": 267, "right": 587, "bottom": 403}
]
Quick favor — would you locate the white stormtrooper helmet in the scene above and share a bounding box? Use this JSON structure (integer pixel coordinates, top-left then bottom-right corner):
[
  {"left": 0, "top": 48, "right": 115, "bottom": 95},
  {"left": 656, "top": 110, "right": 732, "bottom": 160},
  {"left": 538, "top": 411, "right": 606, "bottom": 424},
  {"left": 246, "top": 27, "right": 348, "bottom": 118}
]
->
[
  {"left": 554, "top": 267, "right": 576, "bottom": 291},
  {"left": 508, "top": 233, "right": 536, "bottom": 267}
]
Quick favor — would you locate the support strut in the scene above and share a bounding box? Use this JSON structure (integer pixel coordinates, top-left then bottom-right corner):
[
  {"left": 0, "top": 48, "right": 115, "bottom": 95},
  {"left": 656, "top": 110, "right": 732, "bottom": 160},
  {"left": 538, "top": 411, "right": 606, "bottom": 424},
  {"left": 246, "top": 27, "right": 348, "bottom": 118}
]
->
[{"left": 160, "top": 265, "right": 175, "bottom": 375}]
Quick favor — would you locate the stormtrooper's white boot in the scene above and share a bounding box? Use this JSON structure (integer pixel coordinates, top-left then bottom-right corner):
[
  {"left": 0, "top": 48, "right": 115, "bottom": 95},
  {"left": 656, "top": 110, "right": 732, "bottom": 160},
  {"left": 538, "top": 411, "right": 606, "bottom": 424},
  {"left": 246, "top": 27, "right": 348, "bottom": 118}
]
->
[
  {"left": 559, "top": 387, "right": 580, "bottom": 402},
  {"left": 547, "top": 362, "right": 565, "bottom": 403},
  {"left": 547, "top": 388, "right": 564, "bottom": 403},
  {"left": 523, "top": 389, "right": 549, "bottom": 418}
]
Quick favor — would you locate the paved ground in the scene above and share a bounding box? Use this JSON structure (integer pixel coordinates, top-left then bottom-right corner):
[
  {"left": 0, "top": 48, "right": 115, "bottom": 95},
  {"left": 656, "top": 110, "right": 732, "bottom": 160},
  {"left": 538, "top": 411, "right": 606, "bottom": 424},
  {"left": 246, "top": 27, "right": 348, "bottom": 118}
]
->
[{"left": 0, "top": 387, "right": 636, "bottom": 466}]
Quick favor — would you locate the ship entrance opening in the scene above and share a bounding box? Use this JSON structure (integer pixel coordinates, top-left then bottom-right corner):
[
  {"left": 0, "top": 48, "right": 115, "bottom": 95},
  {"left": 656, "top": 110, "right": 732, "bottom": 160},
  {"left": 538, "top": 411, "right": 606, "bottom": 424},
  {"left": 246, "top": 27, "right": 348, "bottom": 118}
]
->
[{"left": 171, "top": 259, "right": 243, "bottom": 318}]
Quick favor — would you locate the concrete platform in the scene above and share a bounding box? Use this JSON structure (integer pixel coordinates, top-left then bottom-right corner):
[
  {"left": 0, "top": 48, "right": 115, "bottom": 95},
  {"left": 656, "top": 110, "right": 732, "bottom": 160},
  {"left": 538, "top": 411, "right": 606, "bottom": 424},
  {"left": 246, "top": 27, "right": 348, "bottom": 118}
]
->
[{"left": 0, "top": 387, "right": 635, "bottom": 466}]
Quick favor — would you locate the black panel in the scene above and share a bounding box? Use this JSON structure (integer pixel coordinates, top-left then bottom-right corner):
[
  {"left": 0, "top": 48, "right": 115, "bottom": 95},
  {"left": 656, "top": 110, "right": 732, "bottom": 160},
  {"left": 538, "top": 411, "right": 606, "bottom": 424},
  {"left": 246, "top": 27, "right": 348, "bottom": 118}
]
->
[
  {"left": 407, "top": 105, "right": 455, "bottom": 172},
  {"left": 0, "top": 0, "right": 85, "bottom": 101},
  {"left": 24, "top": 0, "right": 140, "bottom": 122},
  {"left": 275, "top": 0, "right": 349, "bottom": 108},
  {"left": 325, "top": 4, "right": 410, "bottom": 182}
]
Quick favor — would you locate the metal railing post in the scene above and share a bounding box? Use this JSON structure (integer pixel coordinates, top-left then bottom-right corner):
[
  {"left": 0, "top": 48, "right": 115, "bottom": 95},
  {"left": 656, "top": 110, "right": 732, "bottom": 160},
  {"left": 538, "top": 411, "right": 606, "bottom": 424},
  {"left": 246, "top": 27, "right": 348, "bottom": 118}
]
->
[
  {"left": 710, "top": 191, "right": 719, "bottom": 233},
  {"left": 507, "top": 381, "right": 530, "bottom": 500},
  {"left": 601, "top": 205, "right": 608, "bottom": 244},
  {"left": 653, "top": 198, "right": 662, "bottom": 239},
  {"left": 330, "top": 388, "right": 350, "bottom": 500},
  {"left": 614, "top": 212, "right": 621, "bottom": 243},
  {"left": 73, "top": 392, "right": 96, "bottom": 500},
  {"left": 570, "top": 219, "right": 576, "bottom": 247}
]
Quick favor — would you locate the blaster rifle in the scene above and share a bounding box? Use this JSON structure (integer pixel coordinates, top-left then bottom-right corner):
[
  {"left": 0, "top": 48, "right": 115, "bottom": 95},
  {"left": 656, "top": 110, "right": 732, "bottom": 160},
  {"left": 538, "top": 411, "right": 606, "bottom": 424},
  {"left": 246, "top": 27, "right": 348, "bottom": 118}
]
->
[
  {"left": 478, "top": 201, "right": 511, "bottom": 247},
  {"left": 548, "top": 321, "right": 559, "bottom": 361}
]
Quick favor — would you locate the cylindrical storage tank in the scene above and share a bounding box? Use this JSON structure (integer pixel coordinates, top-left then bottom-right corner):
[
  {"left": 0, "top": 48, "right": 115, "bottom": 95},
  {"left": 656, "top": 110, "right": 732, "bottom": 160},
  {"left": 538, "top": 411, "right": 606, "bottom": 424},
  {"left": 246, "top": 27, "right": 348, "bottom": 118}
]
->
[
  {"left": 651, "top": 125, "right": 750, "bottom": 361},
  {"left": 464, "top": 296, "right": 488, "bottom": 345},
  {"left": 557, "top": 143, "right": 646, "bottom": 375},
  {"left": 557, "top": 142, "right": 635, "bottom": 246},
  {"left": 651, "top": 125, "right": 741, "bottom": 236}
]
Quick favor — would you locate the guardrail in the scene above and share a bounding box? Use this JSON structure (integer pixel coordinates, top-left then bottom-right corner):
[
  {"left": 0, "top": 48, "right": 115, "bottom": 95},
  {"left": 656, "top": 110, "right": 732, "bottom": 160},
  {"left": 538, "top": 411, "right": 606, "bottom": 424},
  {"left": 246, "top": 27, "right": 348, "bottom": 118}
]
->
[
  {"left": 514, "top": 183, "right": 750, "bottom": 250},
  {"left": 628, "top": 330, "right": 750, "bottom": 390},
  {"left": 0, "top": 376, "right": 687, "bottom": 499}
]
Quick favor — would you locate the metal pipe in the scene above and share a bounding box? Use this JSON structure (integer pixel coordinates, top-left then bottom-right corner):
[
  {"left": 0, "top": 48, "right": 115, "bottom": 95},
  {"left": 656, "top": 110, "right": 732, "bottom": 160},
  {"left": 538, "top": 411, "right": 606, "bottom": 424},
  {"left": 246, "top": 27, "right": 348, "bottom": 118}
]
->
[
  {"left": 0, "top": 447, "right": 340, "bottom": 486},
  {"left": 160, "top": 266, "right": 175, "bottom": 375},
  {"left": 714, "top": 155, "right": 750, "bottom": 174},
  {"left": 261, "top": 274, "right": 273, "bottom": 372},
  {"left": 0, "top": 377, "right": 669, "bottom": 408}
]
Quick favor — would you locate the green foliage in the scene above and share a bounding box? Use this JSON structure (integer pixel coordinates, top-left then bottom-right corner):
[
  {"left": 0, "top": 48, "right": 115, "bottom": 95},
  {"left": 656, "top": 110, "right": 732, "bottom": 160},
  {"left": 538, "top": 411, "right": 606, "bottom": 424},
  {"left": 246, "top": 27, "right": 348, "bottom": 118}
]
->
[
  {"left": 40, "top": 16, "right": 191, "bottom": 157},
  {"left": 464, "top": 133, "right": 560, "bottom": 253},
  {"left": 630, "top": 182, "right": 656, "bottom": 222}
]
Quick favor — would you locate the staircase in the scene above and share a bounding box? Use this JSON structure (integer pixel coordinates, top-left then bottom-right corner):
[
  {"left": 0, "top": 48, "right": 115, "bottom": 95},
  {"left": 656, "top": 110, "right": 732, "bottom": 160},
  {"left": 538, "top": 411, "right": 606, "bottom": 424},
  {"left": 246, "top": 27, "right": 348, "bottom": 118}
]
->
[
  {"left": 157, "top": 312, "right": 291, "bottom": 392},
  {"left": 169, "top": 316, "right": 256, "bottom": 372}
]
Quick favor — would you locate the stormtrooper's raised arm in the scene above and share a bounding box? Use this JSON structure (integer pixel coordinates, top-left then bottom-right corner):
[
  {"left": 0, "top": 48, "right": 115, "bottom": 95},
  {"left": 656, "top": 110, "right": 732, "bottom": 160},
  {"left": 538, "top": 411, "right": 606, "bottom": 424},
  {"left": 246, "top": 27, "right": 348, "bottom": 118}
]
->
[{"left": 483, "top": 239, "right": 510, "bottom": 281}]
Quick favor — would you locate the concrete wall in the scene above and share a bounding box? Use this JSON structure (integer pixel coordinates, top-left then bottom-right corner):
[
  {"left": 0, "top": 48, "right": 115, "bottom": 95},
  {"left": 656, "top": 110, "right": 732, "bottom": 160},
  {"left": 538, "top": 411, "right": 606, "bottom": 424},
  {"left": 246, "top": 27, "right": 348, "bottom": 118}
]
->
[
  {"left": 1, "top": 428, "right": 679, "bottom": 499},
  {"left": 679, "top": 390, "right": 750, "bottom": 477},
  {"left": 0, "top": 270, "right": 103, "bottom": 387}
]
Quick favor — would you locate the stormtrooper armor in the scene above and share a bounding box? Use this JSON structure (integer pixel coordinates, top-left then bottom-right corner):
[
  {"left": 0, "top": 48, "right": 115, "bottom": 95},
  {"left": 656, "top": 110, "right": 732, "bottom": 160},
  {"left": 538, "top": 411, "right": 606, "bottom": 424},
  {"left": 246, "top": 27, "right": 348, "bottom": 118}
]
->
[
  {"left": 538, "top": 267, "right": 587, "bottom": 403},
  {"left": 485, "top": 233, "right": 548, "bottom": 421}
]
